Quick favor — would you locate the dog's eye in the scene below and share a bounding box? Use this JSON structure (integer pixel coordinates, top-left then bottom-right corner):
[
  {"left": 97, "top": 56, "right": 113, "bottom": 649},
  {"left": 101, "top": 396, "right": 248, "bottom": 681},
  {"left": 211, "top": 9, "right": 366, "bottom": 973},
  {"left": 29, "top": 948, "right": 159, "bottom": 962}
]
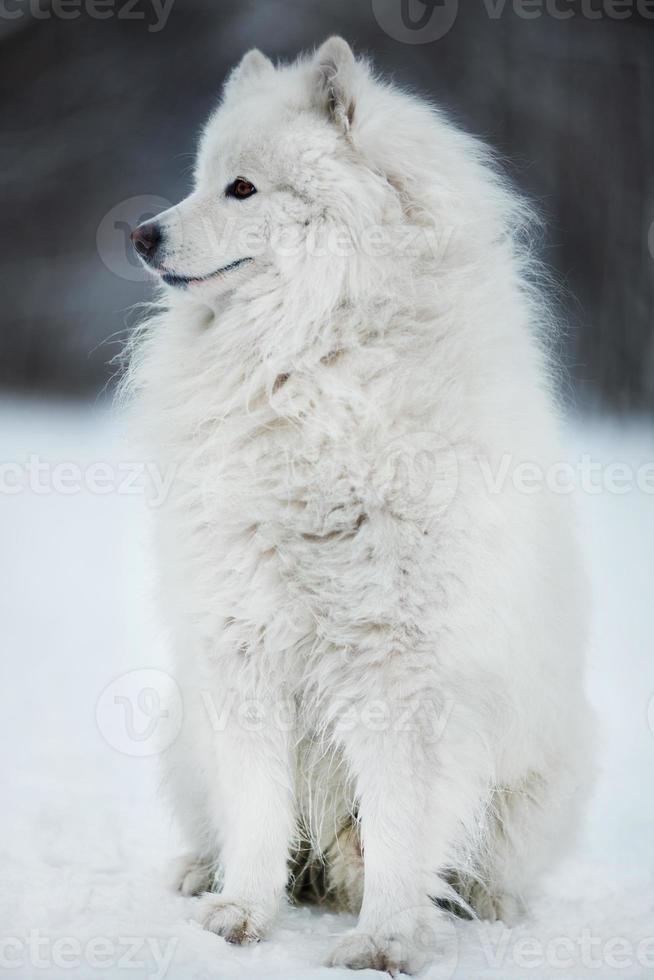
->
[{"left": 226, "top": 177, "right": 257, "bottom": 200}]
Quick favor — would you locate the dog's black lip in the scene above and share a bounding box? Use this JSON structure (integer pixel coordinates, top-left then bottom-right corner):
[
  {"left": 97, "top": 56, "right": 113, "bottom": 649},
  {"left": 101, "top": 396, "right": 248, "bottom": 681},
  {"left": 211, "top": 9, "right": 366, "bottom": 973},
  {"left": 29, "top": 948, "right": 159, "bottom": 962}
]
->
[{"left": 160, "top": 257, "right": 253, "bottom": 287}]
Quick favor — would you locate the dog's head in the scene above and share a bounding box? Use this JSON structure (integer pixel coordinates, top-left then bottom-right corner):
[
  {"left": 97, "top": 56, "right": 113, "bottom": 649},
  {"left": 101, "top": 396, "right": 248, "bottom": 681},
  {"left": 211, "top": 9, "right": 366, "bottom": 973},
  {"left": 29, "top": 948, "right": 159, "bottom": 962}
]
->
[{"left": 130, "top": 38, "right": 425, "bottom": 312}]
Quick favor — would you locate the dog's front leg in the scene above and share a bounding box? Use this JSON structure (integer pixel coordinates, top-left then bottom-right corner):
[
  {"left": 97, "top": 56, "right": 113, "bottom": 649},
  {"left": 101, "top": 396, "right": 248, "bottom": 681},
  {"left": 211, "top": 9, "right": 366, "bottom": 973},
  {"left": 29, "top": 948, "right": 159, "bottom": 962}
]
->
[
  {"left": 197, "top": 700, "right": 294, "bottom": 944},
  {"left": 326, "top": 696, "right": 448, "bottom": 975}
]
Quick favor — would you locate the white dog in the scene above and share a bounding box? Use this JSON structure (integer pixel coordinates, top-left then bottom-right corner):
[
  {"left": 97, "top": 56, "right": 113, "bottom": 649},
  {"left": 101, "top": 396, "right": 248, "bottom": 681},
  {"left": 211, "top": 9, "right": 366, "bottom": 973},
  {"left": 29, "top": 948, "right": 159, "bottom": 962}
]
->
[{"left": 124, "top": 38, "right": 594, "bottom": 975}]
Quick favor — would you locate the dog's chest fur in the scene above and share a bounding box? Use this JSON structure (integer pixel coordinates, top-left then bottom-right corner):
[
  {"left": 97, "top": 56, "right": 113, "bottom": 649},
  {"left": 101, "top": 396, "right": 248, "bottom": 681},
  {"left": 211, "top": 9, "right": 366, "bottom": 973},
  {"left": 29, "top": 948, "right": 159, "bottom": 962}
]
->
[{"left": 152, "top": 308, "right": 456, "bottom": 697}]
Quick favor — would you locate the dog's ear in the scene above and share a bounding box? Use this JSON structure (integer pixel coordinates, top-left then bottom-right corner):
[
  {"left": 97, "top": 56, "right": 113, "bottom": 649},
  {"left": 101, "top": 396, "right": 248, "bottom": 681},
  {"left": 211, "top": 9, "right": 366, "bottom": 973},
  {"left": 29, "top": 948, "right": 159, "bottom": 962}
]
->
[
  {"left": 226, "top": 49, "right": 274, "bottom": 93},
  {"left": 313, "top": 37, "right": 357, "bottom": 133}
]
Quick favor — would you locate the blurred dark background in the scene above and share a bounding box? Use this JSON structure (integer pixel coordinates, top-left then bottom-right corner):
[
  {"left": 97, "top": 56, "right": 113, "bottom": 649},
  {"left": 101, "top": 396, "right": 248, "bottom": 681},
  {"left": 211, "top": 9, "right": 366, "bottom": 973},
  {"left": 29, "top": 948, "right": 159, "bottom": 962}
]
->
[{"left": 1, "top": 0, "right": 652, "bottom": 412}]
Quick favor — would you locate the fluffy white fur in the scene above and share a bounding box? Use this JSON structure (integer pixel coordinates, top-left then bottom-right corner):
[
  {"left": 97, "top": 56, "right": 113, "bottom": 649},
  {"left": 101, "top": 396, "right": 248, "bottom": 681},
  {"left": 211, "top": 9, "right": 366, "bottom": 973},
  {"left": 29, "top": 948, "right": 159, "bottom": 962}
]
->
[{"left": 122, "top": 38, "right": 595, "bottom": 975}]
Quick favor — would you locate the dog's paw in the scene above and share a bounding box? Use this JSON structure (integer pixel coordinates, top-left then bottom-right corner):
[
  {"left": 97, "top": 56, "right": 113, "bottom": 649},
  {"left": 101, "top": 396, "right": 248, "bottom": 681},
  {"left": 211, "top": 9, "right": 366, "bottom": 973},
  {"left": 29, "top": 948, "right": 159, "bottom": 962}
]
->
[
  {"left": 326, "top": 930, "right": 431, "bottom": 976},
  {"left": 173, "top": 854, "right": 216, "bottom": 897},
  {"left": 196, "top": 894, "right": 272, "bottom": 945}
]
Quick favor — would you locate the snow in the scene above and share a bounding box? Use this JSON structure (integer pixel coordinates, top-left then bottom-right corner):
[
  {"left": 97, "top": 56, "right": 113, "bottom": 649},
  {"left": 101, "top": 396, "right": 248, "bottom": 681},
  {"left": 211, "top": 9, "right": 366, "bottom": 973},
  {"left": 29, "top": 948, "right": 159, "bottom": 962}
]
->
[{"left": 0, "top": 396, "right": 652, "bottom": 979}]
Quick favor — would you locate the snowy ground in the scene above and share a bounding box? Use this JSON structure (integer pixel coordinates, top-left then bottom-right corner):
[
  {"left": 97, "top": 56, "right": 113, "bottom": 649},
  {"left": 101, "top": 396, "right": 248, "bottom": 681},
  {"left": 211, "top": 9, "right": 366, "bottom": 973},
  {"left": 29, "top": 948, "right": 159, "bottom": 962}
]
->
[{"left": 0, "top": 397, "right": 652, "bottom": 980}]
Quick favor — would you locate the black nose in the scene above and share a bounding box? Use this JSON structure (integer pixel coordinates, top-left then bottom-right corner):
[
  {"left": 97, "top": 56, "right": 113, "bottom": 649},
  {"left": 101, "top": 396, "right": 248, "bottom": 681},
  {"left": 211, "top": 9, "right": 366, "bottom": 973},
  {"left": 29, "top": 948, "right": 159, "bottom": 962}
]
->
[{"left": 130, "top": 221, "right": 162, "bottom": 264}]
